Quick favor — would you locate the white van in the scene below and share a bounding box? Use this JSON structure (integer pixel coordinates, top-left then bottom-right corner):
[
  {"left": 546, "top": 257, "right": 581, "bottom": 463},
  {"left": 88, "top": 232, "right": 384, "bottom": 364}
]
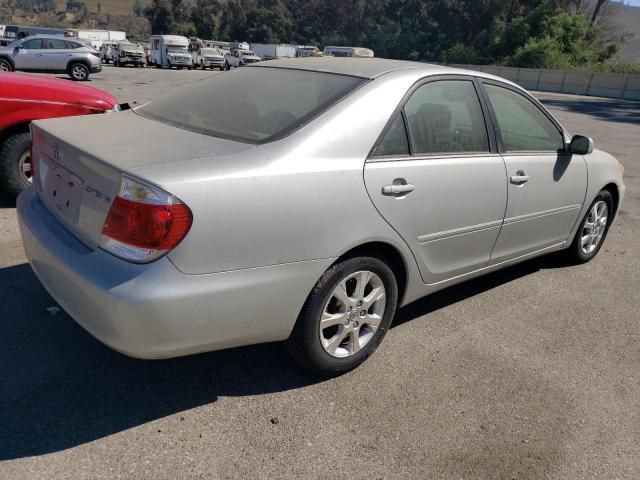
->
[
  {"left": 323, "top": 46, "right": 374, "bottom": 58},
  {"left": 149, "top": 35, "right": 193, "bottom": 69}
]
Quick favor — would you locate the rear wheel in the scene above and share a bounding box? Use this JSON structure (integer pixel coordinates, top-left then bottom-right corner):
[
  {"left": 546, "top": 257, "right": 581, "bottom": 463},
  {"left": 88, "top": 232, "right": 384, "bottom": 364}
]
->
[
  {"left": 565, "top": 190, "right": 613, "bottom": 264},
  {"left": 68, "top": 62, "right": 90, "bottom": 81},
  {"left": 0, "top": 131, "right": 32, "bottom": 198},
  {"left": 287, "top": 256, "right": 398, "bottom": 376},
  {"left": 0, "top": 58, "right": 13, "bottom": 71}
]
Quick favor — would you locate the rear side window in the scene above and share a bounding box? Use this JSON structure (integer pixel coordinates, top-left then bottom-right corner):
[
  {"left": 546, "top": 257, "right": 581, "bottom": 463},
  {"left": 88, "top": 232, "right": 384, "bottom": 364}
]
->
[
  {"left": 373, "top": 114, "right": 409, "bottom": 157},
  {"left": 44, "top": 39, "right": 69, "bottom": 49},
  {"left": 137, "top": 67, "right": 365, "bottom": 143},
  {"left": 404, "top": 80, "right": 489, "bottom": 155},
  {"left": 484, "top": 84, "right": 564, "bottom": 152}
]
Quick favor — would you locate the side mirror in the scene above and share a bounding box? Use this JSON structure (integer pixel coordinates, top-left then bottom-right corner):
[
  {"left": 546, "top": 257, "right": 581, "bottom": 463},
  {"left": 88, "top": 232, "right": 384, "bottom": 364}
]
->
[
  {"left": 14, "top": 44, "right": 24, "bottom": 50},
  {"left": 569, "top": 135, "right": 594, "bottom": 155}
]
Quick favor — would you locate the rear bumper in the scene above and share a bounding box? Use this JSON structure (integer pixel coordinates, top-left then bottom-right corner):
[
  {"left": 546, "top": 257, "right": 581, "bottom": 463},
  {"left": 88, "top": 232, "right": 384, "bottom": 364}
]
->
[
  {"left": 17, "top": 188, "right": 332, "bottom": 359},
  {"left": 90, "top": 64, "right": 102, "bottom": 73}
]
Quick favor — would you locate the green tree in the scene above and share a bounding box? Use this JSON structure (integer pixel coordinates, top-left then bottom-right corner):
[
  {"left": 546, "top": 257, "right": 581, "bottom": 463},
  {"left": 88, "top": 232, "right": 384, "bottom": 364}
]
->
[
  {"left": 245, "top": 0, "right": 292, "bottom": 43},
  {"left": 145, "top": 0, "right": 176, "bottom": 34},
  {"left": 192, "top": 0, "right": 224, "bottom": 39}
]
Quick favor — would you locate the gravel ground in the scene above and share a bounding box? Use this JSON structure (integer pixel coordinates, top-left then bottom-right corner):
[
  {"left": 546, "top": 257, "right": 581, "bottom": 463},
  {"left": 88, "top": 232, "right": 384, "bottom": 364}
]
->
[{"left": 0, "top": 66, "right": 638, "bottom": 479}]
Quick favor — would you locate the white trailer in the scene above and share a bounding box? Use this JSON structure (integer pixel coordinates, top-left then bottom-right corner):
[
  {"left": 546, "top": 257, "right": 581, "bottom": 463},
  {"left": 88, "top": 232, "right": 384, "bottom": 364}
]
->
[
  {"left": 73, "top": 30, "right": 126, "bottom": 49},
  {"left": 149, "top": 35, "right": 193, "bottom": 69},
  {"left": 250, "top": 44, "right": 296, "bottom": 60}
]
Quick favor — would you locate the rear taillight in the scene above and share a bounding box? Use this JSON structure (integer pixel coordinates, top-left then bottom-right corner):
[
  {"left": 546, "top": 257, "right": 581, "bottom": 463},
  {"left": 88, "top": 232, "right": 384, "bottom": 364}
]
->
[
  {"left": 91, "top": 51, "right": 100, "bottom": 58},
  {"left": 100, "top": 175, "right": 192, "bottom": 263}
]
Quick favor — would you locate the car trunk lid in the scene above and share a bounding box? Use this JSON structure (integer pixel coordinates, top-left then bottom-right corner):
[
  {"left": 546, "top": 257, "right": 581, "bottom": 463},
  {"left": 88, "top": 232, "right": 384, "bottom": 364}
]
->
[{"left": 31, "top": 111, "right": 254, "bottom": 250}]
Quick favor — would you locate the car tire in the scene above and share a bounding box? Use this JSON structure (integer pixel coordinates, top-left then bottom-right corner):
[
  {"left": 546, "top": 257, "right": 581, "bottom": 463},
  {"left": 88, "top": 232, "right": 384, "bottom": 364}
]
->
[
  {"left": 0, "top": 58, "right": 14, "bottom": 72},
  {"left": 68, "top": 62, "right": 90, "bottom": 81},
  {"left": 225, "top": 61, "right": 230, "bottom": 71},
  {"left": 564, "top": 190, "right": 614, "bottom": 264},
  {"left": 286, "top": 256, "right": 398, "bottom": 376},
  {"left": 0, "top": 131, "right": 32, "bottom": 198}
]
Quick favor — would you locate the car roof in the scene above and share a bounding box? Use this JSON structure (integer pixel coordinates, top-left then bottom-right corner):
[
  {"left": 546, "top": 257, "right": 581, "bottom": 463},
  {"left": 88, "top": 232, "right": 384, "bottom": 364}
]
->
[
  {"left": 252, "top": 57, "right": 450, "bottom": 79},
  {"left": 23, "top": 34, "right": 78, "bottom": 40}
]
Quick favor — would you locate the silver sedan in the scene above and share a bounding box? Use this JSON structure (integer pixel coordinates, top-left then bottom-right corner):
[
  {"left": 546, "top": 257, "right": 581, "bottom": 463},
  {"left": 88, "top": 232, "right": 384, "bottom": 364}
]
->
[{"left": 17, "top": 58, "right": 625, "bottom": 375}]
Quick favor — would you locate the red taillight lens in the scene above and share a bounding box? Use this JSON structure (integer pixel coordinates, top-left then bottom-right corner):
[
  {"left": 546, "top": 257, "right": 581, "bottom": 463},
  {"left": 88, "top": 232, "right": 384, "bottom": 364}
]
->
[
  {"left": 91, "top": 51, "right": 101, "bottom": 58},
  {"left": 102, "top": 197, "right": 191, "bottom": 250},
  {"left": 100, "top": 176, "right": 192, "bottom": 263}
]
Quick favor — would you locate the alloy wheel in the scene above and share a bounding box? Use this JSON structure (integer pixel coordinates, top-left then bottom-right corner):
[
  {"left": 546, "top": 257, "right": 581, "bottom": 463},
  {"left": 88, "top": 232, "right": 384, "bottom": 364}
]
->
[
  {"left": 581, "top": 200, "right": 608, "bottom": 255},
  {"left": 18, "top": 148, "right": 32, "bottom": 184},
  {"left": 319, "top": 270, "right": 386, "bottom": 358},
  {"left": 71, "top": 64, "right": 88, "bottom": 80}
]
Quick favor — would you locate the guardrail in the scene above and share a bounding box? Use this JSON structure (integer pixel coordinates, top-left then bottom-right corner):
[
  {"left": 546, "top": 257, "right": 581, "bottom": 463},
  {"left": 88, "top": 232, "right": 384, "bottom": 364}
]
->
[{"left": 448, "top": 64, "right": 640, "bottom": 101}]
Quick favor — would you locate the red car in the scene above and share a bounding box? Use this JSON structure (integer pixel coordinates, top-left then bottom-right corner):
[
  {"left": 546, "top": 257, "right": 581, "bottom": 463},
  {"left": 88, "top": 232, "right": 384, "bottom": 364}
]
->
[{"left": 0, "top": 72, "right": 117, "bottom": 197}]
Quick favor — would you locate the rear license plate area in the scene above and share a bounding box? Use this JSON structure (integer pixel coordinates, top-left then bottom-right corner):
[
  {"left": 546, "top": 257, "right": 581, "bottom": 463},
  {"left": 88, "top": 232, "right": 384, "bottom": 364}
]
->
[{"left": 41, "top": 156, "right": 84, "bottom": 224}]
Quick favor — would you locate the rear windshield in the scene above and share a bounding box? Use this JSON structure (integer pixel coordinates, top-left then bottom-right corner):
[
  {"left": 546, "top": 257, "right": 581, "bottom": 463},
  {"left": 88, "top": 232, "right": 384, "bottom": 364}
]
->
[{"left": 136, "top": 67, "right": 366, "bottom": 143}]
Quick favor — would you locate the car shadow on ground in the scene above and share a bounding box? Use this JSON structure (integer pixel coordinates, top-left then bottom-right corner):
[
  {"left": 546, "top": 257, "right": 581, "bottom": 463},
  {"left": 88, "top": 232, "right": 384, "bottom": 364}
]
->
[
  {"left": 538, "top": 95, "right": 640, "bottom": 125},
  {"left": 0, "top": 192, "right": 16, "bottom": 208},
  {"left": 0, "top": 253, "right": 571, "bottom": 460}
]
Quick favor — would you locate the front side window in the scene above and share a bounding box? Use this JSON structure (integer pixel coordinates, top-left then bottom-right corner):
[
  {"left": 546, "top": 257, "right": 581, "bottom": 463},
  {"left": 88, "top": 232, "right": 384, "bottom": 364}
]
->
[
  {"left": 21, "top": 39, "right": 42, "bottom": 49},
  {"left": 484, "top": 84, "right": 564, "bottom": 152},
  {"left": 403, "top": 80, "right": 489, "bottom": 155},
  {"left": 137, "top": 67, "right": 365, "bottom": 143}
]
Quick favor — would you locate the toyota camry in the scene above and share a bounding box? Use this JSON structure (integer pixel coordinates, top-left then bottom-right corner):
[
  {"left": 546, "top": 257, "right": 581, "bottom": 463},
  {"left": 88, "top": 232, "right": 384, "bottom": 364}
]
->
[{"left": 17, "top": 58, "right": 625, "bottom": 375}]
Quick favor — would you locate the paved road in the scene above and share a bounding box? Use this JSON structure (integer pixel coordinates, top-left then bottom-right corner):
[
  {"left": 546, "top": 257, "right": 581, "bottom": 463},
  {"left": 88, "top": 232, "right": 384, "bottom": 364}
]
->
[{"left": 0, "top": 67, "right": 638, "bottom": 479}]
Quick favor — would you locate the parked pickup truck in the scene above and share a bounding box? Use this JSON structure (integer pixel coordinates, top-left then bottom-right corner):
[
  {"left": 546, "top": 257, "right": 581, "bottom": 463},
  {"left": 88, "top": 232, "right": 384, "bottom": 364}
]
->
[
  {"left": 193, "top": 47, "right": 226, "bottom": 70},
  {"left": 112, "top": 42, "right": 146, "bottom": 67},
  {"left": 0, "top": 73, "right": 117, "bottom": 197},
  {"left": 224, "top": 49, "right": 261, "bottom": 70}
]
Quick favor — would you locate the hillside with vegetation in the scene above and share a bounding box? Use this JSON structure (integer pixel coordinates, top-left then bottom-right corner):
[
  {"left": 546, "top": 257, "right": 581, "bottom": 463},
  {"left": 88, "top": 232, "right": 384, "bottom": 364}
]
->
[{"left": 1, "top": 0, "right": 638, "bottom": 71}]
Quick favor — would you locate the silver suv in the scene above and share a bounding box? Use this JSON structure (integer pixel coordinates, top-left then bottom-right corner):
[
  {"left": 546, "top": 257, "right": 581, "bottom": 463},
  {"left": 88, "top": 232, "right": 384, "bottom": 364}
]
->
[{"left": 0, "top": 35, "right": 102, "bottom": 81}]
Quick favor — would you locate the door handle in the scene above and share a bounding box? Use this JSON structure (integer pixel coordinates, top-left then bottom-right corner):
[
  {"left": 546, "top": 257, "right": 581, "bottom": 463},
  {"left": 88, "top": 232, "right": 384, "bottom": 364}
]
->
[
  {"left": 510, "top": 171, "right": 530, "bottom": 185},
  {"left": 382, "top": 182, "right": 416, "bottom": 196}
]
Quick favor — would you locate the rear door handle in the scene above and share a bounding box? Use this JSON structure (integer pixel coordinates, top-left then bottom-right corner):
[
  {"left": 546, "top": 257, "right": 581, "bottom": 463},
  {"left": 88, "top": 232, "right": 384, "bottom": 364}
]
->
[
  {"left": 510, "top": 171, "right": 530, "bottom": 185},
  {"left": 382, "top": 183, "right": 416, "bottom": 196}
]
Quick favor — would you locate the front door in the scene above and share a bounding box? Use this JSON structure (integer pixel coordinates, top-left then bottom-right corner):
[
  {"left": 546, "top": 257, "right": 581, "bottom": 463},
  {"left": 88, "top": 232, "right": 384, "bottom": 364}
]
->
[
  {"left": 41, "top": 38, "right": 73, "bottom": 71},
  {"left": 12, "top": 38, "right": 47, "bottom": 70},
  {"left": 481, "top": 82, "right": 588, "bottom": 262},
  {"left": 365, "top": 78, "right": 508, "bottom": 284}
]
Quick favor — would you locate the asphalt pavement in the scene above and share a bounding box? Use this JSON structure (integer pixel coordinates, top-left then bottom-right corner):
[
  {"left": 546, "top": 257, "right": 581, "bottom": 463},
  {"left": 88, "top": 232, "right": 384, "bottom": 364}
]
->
[{"left": 0, "top": 65, "right": 638, "bottom": 479}]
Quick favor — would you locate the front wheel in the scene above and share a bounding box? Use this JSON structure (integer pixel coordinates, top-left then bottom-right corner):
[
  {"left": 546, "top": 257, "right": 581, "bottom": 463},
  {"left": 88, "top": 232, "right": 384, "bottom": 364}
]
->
[
  {"left": 0, "top": 131, "right": 32, "bottom": 198},
  {"left": 565, "top": 190, "right": 614, "bottom": 264},
  {"left": 0, "top": 58, "right": 14, "bottom": 71},
  {"left": 68, "top": 62, "right": 90, "bottom": 81},
  {"left": 287, "top": 256, "right": 398, "bottom": 376}
]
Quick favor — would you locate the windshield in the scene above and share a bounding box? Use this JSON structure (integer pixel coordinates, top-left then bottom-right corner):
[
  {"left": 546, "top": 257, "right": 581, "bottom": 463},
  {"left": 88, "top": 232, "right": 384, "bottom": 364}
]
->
[
  {"left": 202, "top": 48, "right": 220, "bottom": 55},
  {"left": 167, "top": 45, "right": 187, "bottom": 53},
  {"left": 242, "top": 51, "right": 256, "bottom": 56},
  {"left": 137, "top": 67, "right": 365, "bottom": 144}
]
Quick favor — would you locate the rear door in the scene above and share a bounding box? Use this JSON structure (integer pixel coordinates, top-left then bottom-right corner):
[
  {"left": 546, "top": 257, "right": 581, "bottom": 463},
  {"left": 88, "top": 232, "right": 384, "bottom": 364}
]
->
[
  {"left": 42, "top": 38, "right": 74, "bottom": 70},
  {"left": 480, "top": 81, "right": 588, "bottom": 262},
  {"left": 364, "top": 77, "right": 508, "bottom": 284}
]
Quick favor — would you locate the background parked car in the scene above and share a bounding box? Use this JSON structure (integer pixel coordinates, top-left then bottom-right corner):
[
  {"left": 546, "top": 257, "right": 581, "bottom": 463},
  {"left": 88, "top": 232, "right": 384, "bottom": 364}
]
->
[
  {"left": 0, "top": 34, "right": 102, "bottom": 81},
  {"left": 224, "top": 48, "right": 261, "bottom": 69},
  {"left": 112, "top": 41, "right": 146, "bottom": 67},
  {"left": 0, "top": 72, "right": 117, "bottom": 197}
]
